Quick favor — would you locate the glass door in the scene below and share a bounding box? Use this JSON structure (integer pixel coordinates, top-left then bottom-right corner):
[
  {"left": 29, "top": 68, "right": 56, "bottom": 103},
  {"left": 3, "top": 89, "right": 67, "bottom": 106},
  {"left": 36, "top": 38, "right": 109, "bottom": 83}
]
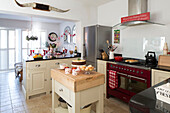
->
[{"left": 0, "top": 29, "right": 16, "bottom": 71}]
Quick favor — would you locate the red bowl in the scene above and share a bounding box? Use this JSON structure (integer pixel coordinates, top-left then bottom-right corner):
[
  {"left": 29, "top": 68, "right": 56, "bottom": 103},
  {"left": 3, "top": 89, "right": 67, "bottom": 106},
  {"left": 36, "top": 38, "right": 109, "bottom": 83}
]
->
[{"left": 114, "top": 56, "right": 123, "bottom": 62}]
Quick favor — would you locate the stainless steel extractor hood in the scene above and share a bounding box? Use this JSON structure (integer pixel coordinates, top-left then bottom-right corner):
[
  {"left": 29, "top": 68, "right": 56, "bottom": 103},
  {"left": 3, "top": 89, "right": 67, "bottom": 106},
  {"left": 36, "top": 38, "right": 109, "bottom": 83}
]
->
[{"left": 113, "top": 0, "right": 164, "bottom": 28}]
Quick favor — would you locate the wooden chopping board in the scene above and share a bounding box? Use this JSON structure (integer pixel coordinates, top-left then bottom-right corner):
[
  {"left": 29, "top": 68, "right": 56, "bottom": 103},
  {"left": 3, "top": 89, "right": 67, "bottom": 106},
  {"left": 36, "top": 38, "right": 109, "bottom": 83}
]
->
[
  {"left": 158, "top": 55, "right": 170, "bottom": 67},
  {"left": 51, "top": 69, "right": 105, "bottom": 92}
]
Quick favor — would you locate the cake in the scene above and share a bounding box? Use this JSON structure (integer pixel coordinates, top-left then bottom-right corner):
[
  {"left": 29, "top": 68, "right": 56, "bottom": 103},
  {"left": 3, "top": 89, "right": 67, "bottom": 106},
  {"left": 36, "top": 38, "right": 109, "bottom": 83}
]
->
[{"left": 72, "top": 59, "right": 86, "bottom": 67}]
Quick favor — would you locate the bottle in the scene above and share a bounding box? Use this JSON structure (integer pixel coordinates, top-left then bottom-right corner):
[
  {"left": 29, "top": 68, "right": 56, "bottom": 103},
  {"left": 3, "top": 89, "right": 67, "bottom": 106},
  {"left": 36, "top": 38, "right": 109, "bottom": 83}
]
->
[
  {"left": 163, "top": 42, "right": 168, "bottom": 55},
  {"left": 74, "top": 46, "right": 77, "bottom": 56}
]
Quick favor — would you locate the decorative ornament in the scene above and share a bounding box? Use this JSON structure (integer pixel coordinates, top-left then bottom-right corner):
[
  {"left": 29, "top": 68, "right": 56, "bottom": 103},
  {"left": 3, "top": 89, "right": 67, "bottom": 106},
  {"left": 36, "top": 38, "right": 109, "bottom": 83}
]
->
[
  {"left": 26, "top": 35, "right": 38, "bottom": 41},
  {"left": 48, "top": 32, "right": 58, "bottom": 42},
  {"left": 26, "top": 17, "right": 38, "bottom": 41},
  {"left": 14, "top": 0, "right": 70, "bottom": 13}
]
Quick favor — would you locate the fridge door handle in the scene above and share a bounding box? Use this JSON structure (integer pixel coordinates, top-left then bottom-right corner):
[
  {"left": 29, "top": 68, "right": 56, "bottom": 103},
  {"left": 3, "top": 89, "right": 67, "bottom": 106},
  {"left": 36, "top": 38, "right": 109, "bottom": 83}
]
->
[{"left": 83, "top": 44, "right": 86, "bottom": 58}]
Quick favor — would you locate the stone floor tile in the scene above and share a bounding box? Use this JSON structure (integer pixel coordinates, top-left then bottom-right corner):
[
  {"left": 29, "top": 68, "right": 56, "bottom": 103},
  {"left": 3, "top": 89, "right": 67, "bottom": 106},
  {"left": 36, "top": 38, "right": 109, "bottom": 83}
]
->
[
  {"left": 0, "top": 100, "right": 11, "bottom": 107},
  {"left": 12, "top": 102, "right": 23, "bottom": 108},
  {"left": 0, "top": 104, "right": 12, "bottom": 112},
  {"left": 0, "top": 71, "right": 129, "bottom": 113},
  {"left": 1, "top": 109, "right": 13, "bottom": 113},
  {"left": 13, "top": 106, "right": 25, "bottom": 113}
]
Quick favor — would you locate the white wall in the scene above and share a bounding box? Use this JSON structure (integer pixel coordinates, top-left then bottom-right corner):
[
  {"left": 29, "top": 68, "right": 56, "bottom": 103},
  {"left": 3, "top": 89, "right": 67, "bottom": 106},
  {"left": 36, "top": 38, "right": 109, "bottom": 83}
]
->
[
  {"left": 58, "top": 22, "right": 75, "bottom": 51},
  {"left": 98, "top": 0, "right": 170, "bottom": 59},
  {"left": 0, "top": 0, "right": 98, "bottom": 54},
  {"left": 0, "top": 18, "right": 60, "bottom": 42}
]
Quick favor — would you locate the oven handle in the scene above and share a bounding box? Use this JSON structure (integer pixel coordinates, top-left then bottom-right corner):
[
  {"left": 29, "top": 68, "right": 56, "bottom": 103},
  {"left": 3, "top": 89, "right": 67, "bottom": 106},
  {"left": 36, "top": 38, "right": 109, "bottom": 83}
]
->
[
  {"left": 128, "top": 75, "right": 147, "bottom": 83},
  {"left": 117, "top": 72, "right": 128, "bottom": 77},
  {"left": 107, "top": 70, "right": 128, "bottom": 77}
]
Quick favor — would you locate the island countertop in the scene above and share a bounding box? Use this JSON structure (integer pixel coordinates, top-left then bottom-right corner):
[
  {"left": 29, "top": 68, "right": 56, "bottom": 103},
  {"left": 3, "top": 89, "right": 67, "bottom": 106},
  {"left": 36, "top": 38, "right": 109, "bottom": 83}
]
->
[
  {"left": 51, "top": 69, "right": 105, "bottom": 92},
  {"left": 24, "top": 53, "right": 81, "bottom": 62},
  {"left": 129, "top": 78, "right": 170, "bottom": 113}
]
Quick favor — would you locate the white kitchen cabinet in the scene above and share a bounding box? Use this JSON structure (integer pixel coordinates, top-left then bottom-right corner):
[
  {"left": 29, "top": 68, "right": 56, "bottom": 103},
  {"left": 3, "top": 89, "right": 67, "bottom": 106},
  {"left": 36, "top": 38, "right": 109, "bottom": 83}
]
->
[
  {"left": 29, "top": 70, "right": 47, "bottom": 94},
  {"left": 23, "top": 61, "right": 48, "bottom": 100},
  {"left": 47, "top": 60, "right": 62, "bottom": 92},
  {"left": 22, "top": 58, "right": 80, "bottom": 100},
  {"left": 152, "top": 69, "right": 170, "bottom": 86},
  {"left": 97, "top": 60, "right": 107, "bottom": 95}
]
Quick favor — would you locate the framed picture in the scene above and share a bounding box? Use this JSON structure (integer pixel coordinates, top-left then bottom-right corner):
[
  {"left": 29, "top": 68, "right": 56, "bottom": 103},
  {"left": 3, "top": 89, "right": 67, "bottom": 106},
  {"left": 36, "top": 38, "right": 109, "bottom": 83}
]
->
[{"left": 114, "top": 30, "right": 120, "bottom": 44}]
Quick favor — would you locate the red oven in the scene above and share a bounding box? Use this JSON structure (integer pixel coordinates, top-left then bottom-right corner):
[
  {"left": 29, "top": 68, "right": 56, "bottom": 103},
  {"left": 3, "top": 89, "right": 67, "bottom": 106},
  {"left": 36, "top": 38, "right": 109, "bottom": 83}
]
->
[{"left": 106, "top": 63, "right": 151, "bottom": 103}]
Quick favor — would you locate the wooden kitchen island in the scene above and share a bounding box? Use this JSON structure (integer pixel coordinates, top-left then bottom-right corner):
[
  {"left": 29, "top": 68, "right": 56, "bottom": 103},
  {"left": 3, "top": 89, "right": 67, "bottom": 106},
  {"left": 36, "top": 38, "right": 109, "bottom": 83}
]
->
[{"left": 51, "top": 69, "right": 105, "bottom": 113}]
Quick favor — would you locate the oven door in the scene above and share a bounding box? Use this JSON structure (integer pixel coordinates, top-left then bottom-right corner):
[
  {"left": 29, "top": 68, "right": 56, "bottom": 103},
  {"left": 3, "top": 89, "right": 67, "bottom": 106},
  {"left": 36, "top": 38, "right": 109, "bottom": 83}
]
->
[
  {"left": 116, "top": 72, "right": 131, "bottom": 95},
  {"left": 128, "top": 75, "right": 147, "bottom": 96}
]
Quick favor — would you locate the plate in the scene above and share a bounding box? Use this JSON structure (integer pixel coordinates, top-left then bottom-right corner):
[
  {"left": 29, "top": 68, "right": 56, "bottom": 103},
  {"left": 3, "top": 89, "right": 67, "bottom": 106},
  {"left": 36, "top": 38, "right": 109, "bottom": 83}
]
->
[
  {"left": 48, "top": 32, "right": 58, "bottom": 42},
  {"left": 57, "top": 67, "right": 65, "bottom": 70}
]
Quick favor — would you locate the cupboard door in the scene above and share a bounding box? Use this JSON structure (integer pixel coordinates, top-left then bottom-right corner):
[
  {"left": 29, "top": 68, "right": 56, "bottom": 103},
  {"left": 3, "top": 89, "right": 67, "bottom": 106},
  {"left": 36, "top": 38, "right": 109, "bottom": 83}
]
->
[
  {"left": 152, "top": 69, "right": 170, "bottom": 86},
  {"left": 97, "top": 60, "right": 106, "bottom": 94},
  {"left": 30, "top": 70, "right": 46, "bottom": 93}
]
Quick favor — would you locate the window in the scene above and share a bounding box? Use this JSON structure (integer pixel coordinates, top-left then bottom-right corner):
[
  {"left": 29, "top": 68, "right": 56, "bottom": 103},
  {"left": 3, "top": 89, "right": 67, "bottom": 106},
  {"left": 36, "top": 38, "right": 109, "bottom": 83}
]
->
[
  {"left": 21, "top": 30, "right": 46, "bottom": 59},
  {"left": 0, "top": 29, "right": 16, "bottom": 70}
]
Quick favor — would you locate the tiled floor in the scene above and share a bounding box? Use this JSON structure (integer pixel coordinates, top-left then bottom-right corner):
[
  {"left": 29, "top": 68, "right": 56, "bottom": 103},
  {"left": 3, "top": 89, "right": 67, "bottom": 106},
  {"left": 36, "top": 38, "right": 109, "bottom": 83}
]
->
[{"left": 0, "top": 71, "right": 129, "bottom": 113}]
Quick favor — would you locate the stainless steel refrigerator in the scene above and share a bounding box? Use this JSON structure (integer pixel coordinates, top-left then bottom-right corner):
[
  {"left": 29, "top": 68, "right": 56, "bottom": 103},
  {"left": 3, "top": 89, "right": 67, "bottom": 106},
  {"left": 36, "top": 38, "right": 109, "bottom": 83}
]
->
[{"left": 83, "top": 25, "right": 112, "bottom": 68}]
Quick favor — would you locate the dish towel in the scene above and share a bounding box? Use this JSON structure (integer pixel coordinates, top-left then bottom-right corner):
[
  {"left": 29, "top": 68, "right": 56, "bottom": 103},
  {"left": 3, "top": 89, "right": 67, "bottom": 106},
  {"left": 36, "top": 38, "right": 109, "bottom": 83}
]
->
[{"left": 109, "top": 70, "right": 118, "bottom": 89}]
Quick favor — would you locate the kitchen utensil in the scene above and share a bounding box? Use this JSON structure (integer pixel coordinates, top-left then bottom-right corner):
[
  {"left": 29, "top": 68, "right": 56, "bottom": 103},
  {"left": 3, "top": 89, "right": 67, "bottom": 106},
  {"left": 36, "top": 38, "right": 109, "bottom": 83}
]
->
[
  {"left": 145, "top": 51, "right": 157, "bottom": 67},
  {"left": 114, "top": 56, "right": 123, "bottom": 62}
]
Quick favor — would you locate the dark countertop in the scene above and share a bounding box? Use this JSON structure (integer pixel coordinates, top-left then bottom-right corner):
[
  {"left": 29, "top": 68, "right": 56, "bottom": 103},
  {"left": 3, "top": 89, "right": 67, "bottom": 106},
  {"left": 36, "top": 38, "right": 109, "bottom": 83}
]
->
[
  {"left": 97, "top": 58, "right": 170, "bottom": 72},
  {"left": 97, "top": 58, "right": 151, "bottom": 70},
  {"left": 152, "top": 66, "right": 170, "bottom": 72},
  {"left": 129, "top": 78, "right": 170, "bottom": 113},
  {"left": 24, "top": 54, "right": 81, "bottom": 62}
]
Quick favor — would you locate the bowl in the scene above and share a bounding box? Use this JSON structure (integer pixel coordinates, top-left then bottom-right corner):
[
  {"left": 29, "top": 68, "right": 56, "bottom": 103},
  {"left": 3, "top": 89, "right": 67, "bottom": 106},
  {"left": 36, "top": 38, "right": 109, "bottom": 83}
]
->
[
  {"left": 114, "top": 56, "right": 123, "bottom": 62},
  {"left": 60, "top": 63, "right": 68, "bottom": 69}
]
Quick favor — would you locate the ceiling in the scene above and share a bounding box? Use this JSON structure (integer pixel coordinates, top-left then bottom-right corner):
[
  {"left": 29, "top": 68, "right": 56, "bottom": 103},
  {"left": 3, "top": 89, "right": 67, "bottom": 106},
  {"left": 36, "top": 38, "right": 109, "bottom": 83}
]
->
[
  {"left": 0, "top": 0, "right": 113, "bottom": 23},
  {"left": 0, "top": 13, "right": 70, "bottom": 24},
  {"left": 75, "top": 0, "right": 113, "bottom": 6}
]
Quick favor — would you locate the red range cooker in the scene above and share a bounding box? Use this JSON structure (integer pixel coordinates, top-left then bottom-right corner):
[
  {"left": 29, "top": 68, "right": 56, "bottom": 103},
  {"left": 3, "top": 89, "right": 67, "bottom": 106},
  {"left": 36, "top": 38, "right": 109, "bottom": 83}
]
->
[{"left": 106, "top": 60, "right": 151, "bottom": 103}]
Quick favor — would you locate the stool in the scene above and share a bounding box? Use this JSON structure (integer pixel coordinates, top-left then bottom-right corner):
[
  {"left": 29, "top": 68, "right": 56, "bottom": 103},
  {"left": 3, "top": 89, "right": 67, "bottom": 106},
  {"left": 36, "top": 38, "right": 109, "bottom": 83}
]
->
[{"left": 14, "top": 62, "right": 23, "bottom": 82}]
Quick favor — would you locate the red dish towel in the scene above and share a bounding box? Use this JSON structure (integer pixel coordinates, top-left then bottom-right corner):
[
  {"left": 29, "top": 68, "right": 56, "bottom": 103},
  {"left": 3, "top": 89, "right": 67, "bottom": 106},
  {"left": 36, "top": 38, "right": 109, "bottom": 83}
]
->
[{"left": 109, "top": 70, "right": 118, "bottom": 89}]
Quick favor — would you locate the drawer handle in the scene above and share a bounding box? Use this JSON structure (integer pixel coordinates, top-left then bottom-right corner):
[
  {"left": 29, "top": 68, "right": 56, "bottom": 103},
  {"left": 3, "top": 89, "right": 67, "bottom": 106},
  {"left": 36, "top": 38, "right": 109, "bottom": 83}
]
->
[
  {"left": 55, "top": 63, "right": 60, "bottom": 65},
  {"left": 59, "top": 89, "right": 63, "bottom": 92},
  {"left": 44, "top": 79, "right": 47, "bottom": 81},
  {"left": 36, "top": 65, "right": 41, "bottom": 67},
  {"left": 86, "top": 77, "right": 93, "bottom": 80}
]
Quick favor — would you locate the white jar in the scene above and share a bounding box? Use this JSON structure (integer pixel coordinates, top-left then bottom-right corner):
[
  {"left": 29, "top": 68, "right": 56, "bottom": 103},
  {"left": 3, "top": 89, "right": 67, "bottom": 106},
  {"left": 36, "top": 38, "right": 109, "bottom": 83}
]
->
[{"left": 109, "top": 51, "right": 114, "bottom": 59}]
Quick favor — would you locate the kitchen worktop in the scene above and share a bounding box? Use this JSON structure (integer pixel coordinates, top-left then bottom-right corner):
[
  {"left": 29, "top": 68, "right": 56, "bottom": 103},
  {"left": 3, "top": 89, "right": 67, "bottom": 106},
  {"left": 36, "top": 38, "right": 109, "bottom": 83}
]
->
[
  {"left": 51, "top": 69, "right": 105, "bottom": 92},
  {"left": 24, "top": 53, "right": 81, "bottom": 62},
  {"left": 129, "top": 78, "right": 170, "bottom": 113},
  {"left": 152, "top": 65, "right": 170, "bottom": 72}
]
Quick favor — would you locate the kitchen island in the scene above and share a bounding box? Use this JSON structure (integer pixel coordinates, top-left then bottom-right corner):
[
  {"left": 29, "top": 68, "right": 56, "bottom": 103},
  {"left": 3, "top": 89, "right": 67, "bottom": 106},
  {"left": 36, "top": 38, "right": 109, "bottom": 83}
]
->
[
  {"left": 22, "top": 55, "right": 80, "bottom": 100},
  {"left": 51, "top": 69, "right": 105, "bottom": 113},
  {"left": 129, "top": 78, "right": 170, "bottom": 113}
]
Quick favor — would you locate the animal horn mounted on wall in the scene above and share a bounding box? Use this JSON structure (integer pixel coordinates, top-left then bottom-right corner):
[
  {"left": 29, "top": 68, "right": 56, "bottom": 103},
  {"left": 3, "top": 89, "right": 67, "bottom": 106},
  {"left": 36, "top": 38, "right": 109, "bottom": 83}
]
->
[{"left": 14, "top": 0, "right": 70, "bottom": 13}]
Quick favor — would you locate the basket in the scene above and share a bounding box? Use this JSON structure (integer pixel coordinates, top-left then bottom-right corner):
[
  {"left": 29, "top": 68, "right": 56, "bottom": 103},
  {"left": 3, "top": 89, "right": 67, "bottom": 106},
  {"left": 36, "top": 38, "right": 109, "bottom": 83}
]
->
[{"left": 67, "top": 104, "right": 91, "bottom": 113}]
